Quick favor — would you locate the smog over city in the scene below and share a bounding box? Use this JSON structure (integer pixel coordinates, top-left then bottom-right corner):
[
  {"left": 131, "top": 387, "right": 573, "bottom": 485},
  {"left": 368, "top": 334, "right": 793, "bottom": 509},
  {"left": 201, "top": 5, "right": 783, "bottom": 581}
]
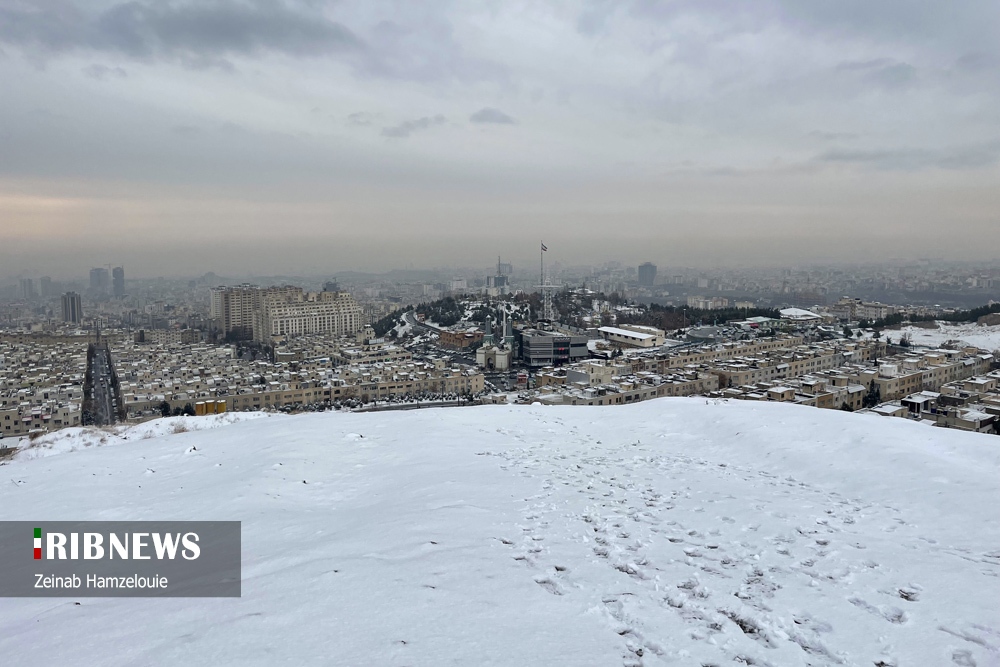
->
[
  {"left": 3, "top": 4, "right": 1000, "bottom": 667},
  {"left": 2, "top": 1, "right": 999, "bottom": 277}
]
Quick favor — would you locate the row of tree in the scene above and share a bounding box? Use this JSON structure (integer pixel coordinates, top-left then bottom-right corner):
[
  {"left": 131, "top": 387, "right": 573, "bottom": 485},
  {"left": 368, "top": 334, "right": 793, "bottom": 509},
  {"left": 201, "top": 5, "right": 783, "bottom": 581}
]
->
[{"left": 865, "top": 302, "right": 1000, "bottom": 329}]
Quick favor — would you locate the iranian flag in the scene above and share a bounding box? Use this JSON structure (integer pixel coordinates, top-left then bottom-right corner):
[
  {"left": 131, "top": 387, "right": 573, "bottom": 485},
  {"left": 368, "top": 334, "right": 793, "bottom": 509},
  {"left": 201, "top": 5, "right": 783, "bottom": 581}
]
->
[{"left": 34, "top": 527, "right": 42, "bottom": 560}]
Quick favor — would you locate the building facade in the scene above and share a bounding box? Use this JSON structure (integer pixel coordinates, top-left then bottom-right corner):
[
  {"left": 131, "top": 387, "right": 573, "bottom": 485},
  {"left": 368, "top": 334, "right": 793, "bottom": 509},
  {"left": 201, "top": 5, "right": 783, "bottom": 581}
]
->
[{"left": 61, "top": 292, "right": 83, "bottom": 324}]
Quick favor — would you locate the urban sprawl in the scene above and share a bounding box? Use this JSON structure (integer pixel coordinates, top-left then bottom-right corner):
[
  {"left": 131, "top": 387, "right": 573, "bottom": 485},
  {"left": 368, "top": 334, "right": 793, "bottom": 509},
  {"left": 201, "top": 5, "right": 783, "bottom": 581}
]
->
[{"left": 3, "top": 260, "right": 1000, "bottom": 446}]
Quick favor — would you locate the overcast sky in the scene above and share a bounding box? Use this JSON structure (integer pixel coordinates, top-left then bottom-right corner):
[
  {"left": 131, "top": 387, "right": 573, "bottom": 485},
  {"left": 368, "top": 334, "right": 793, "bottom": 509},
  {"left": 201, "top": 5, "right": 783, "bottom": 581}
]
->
[{"left": 1, "top": 0, "right": 998, "bottom": 278}]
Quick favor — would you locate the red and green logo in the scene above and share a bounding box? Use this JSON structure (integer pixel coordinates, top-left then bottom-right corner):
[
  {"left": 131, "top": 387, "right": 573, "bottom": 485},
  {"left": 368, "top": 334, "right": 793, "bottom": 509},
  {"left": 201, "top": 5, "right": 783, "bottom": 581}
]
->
[{"left": 34, "top": 527, "right": 42, "bottom": 560}]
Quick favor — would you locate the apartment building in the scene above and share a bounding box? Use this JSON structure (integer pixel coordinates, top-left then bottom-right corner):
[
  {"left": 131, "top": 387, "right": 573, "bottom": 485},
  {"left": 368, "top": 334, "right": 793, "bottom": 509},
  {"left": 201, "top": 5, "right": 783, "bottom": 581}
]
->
[
  {"left": 709, "top": 340, "right": 884, "bottom": 388},
  {"left": 255, "top": 289, "right": 363, "bottom": 342},
  {"left": 0, "top": 341, "right": 86, "bottom": 437}
]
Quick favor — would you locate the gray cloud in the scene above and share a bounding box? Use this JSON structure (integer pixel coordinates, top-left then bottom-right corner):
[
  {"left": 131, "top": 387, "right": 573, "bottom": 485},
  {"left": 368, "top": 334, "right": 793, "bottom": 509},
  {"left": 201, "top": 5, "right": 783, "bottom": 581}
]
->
[
  {"left": 836, "top": 58, "right": 894, "bottom": 72},
  {"left": 81, "top": 63, "right": 127, "bottom": 80},
  {"left": 2, "top": 1, "right": 1000, "bottom": 276},
  {"left": 817, "top": 141, "right": 1000, "bottom": 171},
  {"left": 0, "top": 1, "right": 509, "bottom": 84},
  {"left": 0, "top": 0, "right": 361, "bottom": 63},
  {"left": 469, "top": 107, "right": 516, "bottom": 124},
  {"left": 170, "top": 124, "right": 201, "bottom": 137},
  {"left": 380, "top": 115, "right": 446, "bottom": 138},
  {"left": 955, "top": 51, "right": 999, "bottom": 73},
  {"left": 346, "top": 111, "right": 378, "bottom": 126},
  {"left": 808, "top": 130, "right": 860, "bottom": 142},
  {"left": 835, "top": 58, "right": 916, "bottom": 89}
]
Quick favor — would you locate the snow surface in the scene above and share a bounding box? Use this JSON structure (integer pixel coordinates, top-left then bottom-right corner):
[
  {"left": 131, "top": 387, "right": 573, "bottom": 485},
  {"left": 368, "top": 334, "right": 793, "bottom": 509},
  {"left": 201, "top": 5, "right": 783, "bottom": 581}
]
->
[
  {"left": 14, "top": 412, "right": 273, "bottom": 460},
  {"left": 2, "top": 399, "right": 1000, "bottom": 666},
  {"left": 881, "top": 322, "right": 1000, "bottom": 352}
]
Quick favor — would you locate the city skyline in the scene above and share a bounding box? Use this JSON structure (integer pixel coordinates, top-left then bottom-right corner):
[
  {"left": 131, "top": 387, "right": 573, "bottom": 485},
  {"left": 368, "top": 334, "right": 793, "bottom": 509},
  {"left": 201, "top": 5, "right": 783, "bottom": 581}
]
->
[{"left": 2, "top": 1, "right": 999, "bottom": 274}]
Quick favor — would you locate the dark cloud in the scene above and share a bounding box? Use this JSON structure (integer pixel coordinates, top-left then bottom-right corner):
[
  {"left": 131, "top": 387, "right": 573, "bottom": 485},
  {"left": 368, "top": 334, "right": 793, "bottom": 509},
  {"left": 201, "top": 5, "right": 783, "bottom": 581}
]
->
[
  {"left": 469, "top": 107, "right": 516, "bottom": 124},
  {"left": 817, "top": 141, "right": 1000, "bottom": 171},
  {"left": 380, "top": 115, "right": 446, "bottom": 138},
  {"left": 81, "top": 63, "right": 127, "bottom": 80},
  {"left": 0, "top": 1, "right": 510, "bottom": 83},
  {"left": 0, "top": 0, "right": 361, "bottom": 63}
]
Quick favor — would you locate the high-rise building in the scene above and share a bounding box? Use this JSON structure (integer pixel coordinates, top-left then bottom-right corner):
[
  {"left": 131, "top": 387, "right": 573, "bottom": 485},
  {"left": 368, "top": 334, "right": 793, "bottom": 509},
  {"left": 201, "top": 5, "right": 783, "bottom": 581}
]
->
[
  {"left": 210, "top": 284, "right": 361, "bottom": 341},
  {"left": 62, "top": 292, "right": 83, "bottom": 323},
  {"left": 255, "top": 287, "right": 363, "bottom": 342},
  {"left": 112, "top": 267, "right": 125, "bottom": 297},
  {"left": 638, "top": 262, "right": 657, "bottom": 287},
  {"left": 39, "top": 276, "right": 53, "bottom": 297},
  {"left": 19, "top": 278, "right": 35, "bottom": 300},
  {"left": 90, "top": 268, "right": 109, "bottom": 294}
]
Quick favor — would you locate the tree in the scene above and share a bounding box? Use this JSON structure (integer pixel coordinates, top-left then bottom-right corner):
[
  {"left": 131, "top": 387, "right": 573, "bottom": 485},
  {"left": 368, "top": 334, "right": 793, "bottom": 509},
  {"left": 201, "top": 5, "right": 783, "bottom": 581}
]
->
[
  {"left": 899, "top": 333, "right": 912, "bottom": 348},
  {"left": 183, "top": 403, "right": 196, "bottom": 416},
  {"left": 843, "top": 326, "right": 852, "bottom": 338},
  {"left": 159, "top": 401, "right": 171, "bottom": 418},
  {"left": 863, "top": 380, "right": 881, "bottom": 409},
  {"left": 840, "top": 402, "right": 854, "bottom": 412}
]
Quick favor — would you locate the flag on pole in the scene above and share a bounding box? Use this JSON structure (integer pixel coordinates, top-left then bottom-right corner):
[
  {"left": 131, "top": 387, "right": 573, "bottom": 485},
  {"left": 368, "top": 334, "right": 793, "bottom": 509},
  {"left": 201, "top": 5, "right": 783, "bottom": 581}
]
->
[{"left": 541, "top": 242, "right": 548, "bottom": 252}]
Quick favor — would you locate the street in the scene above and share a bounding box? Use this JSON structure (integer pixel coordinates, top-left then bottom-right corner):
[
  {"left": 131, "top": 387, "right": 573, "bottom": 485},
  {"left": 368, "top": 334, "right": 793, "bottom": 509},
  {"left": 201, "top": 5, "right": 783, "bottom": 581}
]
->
[{"left": 89, "top": 346, "right": 117, "bottom": 426}]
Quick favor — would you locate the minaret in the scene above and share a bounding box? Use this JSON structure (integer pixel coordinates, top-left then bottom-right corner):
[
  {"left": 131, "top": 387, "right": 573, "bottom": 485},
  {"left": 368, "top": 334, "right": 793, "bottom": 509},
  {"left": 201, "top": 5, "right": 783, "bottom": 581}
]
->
[
  {"left": 503, "top": 315, "right": 514, "bottom": 350},
  {"left": 483, "top": 318, "right": 494, "bottom": 347}
]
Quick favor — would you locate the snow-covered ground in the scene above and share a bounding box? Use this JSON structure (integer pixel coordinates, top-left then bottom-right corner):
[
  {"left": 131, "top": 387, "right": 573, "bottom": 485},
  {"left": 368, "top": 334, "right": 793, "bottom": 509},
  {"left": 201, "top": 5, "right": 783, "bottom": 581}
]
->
[
  {"left": 14, "top": 412, "right": 274, "bottom": 460},
  {"left": 884, "top": 321, "right": 1000, "bottom": 352},
  {"left": 2, "top": 400, "right": 999, "bottom": 666}
]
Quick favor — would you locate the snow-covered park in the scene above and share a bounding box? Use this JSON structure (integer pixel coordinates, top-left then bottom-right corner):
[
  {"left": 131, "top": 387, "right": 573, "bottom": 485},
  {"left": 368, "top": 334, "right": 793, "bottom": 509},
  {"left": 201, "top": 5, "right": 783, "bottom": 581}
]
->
[
  {"left": 2, "top": 400, "right": 998, "bottom": 666},
  {"left": 885, "top": 321, "right": 1000, "bottom": 352}
]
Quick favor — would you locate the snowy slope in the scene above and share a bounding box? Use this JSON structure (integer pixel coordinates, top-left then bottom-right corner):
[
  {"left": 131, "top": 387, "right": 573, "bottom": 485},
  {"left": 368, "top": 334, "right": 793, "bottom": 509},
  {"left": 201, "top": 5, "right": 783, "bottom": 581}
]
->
[
  {"left": 14, "top": 411, "right": 274, "bottom": 460},
  {"left": 886, "top": 321, "right": 1000, "bottom": 351},
  {"left": 1, "top": 400, "right": 999, "bottom": 667}
]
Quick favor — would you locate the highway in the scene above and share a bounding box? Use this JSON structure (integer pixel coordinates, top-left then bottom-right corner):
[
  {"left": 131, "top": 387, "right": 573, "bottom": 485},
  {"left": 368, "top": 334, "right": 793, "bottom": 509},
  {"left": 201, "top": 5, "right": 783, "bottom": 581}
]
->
[{"left": 89, "top": 346, "right": 118, "bottom": 426}]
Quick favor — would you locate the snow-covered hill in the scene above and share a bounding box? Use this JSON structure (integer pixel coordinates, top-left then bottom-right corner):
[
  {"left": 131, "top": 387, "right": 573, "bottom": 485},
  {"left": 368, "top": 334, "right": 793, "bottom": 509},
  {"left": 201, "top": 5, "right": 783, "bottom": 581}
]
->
[{"left": 2, "top": 400, "right": 999, "bottom": 666}]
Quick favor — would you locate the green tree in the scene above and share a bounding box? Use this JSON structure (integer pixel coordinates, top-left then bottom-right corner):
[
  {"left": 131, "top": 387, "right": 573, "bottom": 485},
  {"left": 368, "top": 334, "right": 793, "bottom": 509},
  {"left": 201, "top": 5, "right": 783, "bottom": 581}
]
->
[{"left": 862, "top": 380, "right": 881, "bottom": 409}]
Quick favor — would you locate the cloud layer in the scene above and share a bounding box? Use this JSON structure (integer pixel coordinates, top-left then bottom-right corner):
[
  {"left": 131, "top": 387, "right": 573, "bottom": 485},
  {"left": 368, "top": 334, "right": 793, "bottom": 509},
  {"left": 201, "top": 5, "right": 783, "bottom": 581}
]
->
[{"left": 1, "top": 0, "right": 998, "bottom": 275}]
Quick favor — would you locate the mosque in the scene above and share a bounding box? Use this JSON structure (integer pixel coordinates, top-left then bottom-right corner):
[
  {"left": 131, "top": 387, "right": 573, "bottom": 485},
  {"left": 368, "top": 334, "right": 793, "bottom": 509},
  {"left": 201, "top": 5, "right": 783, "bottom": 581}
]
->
[{"left": 476, "top": 315, "right": 515, "bottom": 371}]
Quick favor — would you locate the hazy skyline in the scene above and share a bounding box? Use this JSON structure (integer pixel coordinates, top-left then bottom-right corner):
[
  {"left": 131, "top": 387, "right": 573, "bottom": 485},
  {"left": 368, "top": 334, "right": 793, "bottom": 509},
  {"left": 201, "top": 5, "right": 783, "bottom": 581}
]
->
[{"left": 2, "top": 0, "right": 999, "bottom": 277}]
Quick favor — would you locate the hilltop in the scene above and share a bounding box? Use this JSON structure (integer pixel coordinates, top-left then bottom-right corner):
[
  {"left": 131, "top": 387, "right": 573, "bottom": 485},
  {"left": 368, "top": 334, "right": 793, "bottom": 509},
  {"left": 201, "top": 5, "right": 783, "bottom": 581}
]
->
[{"left": 1, "top": 400, "right": 998, "bottom": 666}]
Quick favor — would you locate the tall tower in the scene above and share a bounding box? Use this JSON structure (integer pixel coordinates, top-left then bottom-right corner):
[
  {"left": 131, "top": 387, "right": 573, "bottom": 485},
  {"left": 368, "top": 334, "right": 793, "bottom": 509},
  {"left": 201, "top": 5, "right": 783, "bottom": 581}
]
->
[
  {"left": 89, "top": 267, "right": 109, "bottom": 295},
  {"left": 62, "top": 292, "right": 83, "bottom": 323},
  {"left": 112, "top": 266, "right": 125, "bottom": 297},
  {"left": 638, "top": 262, "right": 657, "bottom": 287}
]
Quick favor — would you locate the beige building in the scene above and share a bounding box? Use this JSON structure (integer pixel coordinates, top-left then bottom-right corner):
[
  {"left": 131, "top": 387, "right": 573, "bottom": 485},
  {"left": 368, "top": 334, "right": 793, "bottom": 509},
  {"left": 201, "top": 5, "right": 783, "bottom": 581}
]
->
[
  {"left": 210, "top": 284, "right": 302, "bottom": 339},
  {"left": 255, "top": 289, "right": 363, "bottom": 342},
  {"left": 598, "top": 325, "right": 666, "bottom": 348}
]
